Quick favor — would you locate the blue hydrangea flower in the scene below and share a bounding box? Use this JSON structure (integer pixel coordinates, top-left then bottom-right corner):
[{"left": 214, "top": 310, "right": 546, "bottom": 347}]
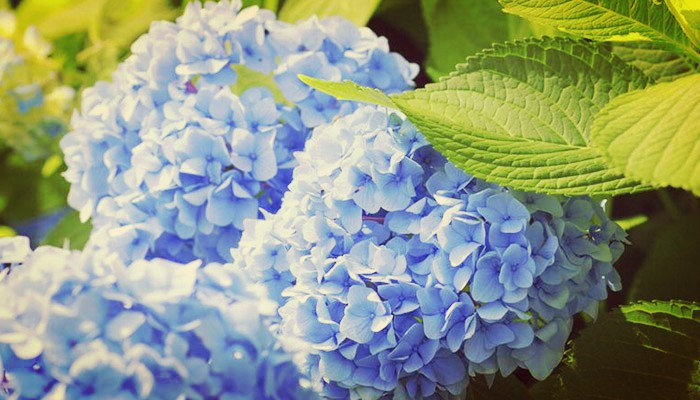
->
[
  {"left": 61, "top": 0, "right": 418, "bottom": 264},
  {"left": 234, "top": 106, "right": 626, "bottom": 398},
  {"left": 0, "top": 240, "right": 317, "bottom": 399}
]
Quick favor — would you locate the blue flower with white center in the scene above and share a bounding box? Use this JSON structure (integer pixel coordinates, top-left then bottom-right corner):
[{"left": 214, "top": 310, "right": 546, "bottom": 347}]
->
[
  {"left": 235, "top": 105, "right": 627, "bottom": 398},
  {"left": 340, "top": 285, "right": 393, "bottom": 344},
  {"left": 416, "top": 287, "right": 458, "bottom": 340},
  {"left": 478, "top": 193, "right": 531, "bottom": 234},
  {"left": 387, "top": 324, "right": 439, "bottom": 373},
  {"left": 61, "top": 0, "right": 418, "bottom": 264},
  {"left": 0, "top": 240, "right": 316, "bottom": 399},
  {"left": 499, "top": 244, "right": 536, "bottom": 293}
]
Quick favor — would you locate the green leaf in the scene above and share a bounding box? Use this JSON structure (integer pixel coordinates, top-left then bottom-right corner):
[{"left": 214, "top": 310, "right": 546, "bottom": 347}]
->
[
  {"left": 591, "top": 73, "right": 700, "bottom": 195},
  {"left": 667, "top": 0, "right": 700, "bottom": 48},
  {"left": 627, "top": 214, "right": 700, "bottom": 303},
  {"left": 242, "top": 0, "right": 279, "bottom": 11},
  {"left": 420, "top": 0, "right": 559, "bottom": 81},
  {"left": 232, "top": 65, "right": 288, "bottom": 104},
  {"left": 278, "top": 0, "right": 381, "bottom": 25},
  {"left": 394, "top": 38, "right": 654, "bottom": 195},
  {"left": 614, "top": 213, "right": 648, "bottom": 230},
  {"left": 42, "top": 210, "right": 91, "bottom": 249},
  {"left": 611, "top": 40, "right": 700, "bottom": 82},
  {"left": 532, "top": 301, "right": 700, "bottom": 399},
  {"left": 306, "top": 38, "right": 655, "bottom": 195},
  {"left": 298, "top": 75, "right": 396, "bottom": 108},
  {"left": 499, "top": 0, "right": 700, "bottom": 63},
  {"left": 15, "top": 0, "right": 104, "bottom": 39},
  {"left": 0, "top": 152, "right": 68, "bottom": 223},
  {"left": 90, "top": 0, "right": 178, "bottom": 48},
  {"left": 420, "top": 0, "right": 510, "bottom": 81}
]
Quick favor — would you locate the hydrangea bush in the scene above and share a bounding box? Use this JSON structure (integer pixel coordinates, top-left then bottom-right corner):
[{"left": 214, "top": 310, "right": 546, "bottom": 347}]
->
[
  {"left": 0, "top": 236, "right": 316, "bottom": 399},
  {"left": 60, "top": 0, "right": 418, "bottom": 264},
  {"left": 233, "top": 106, "right": 625, "bottom": 398},
  {"left": 0, "top": 10, "right": 74, "bottom": 160}
]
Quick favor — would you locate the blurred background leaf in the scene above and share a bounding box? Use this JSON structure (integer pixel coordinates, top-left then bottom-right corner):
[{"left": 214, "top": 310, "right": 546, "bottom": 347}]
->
[
  {"left": 279, "top": 0, "right": 381, "bottom": 25},
  {"left": 15, "top": 0, "right": 103, "bottom": 39},
  {"left": 531, "top": 301, "right": 700, "bottom": 399},
  {"left": 420, "top": 0, "right": 556, "bottom": 80},
  {"left": 626, "top": 213, "right": 700, "bottom": 303},
  {"left": 41, "top": 210, "right": 91, "bottom": 249}
]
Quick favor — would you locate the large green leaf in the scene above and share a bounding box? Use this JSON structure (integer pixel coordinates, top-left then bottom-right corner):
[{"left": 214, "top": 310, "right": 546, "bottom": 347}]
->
[
  {"left": 304, "top": 38, "right": 653, "bottom": 195},
  {"left": 278, "top": 0, "right": 381, "bottom": 25},
  {"left": 627, "top": 214, "right": 700, "bottom": 303},
  {"left": 532, "top": 301, "right": 700, "bottom": 399},
  {"left": 611, "top": 40, "right": 700, "bottom": 82},
  {"left": 421, "top": 0, "right": 558, "bottom": 81},
  {"left": 591, "top": 73, "right": 700, "bottom": 195},
  {"left": 499, "top": 0, "right": 700, "bottom": 63}
]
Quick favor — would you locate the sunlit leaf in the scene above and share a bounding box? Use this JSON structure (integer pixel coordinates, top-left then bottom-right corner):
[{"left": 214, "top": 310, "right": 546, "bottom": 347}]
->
[
  {"left": 592, "top": 73, "right": 700, "bottom": 195},
  {"left": 667, "top": 0, "right": 700, "bottom": 48},
  {"left": 500, "top": 0, "right": 700, "bottom": 63}
]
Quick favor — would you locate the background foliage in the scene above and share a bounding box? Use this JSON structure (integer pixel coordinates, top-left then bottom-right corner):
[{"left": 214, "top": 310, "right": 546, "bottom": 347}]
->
[{"left": 1, "top": 0, "right": 699, "bottom": 398}]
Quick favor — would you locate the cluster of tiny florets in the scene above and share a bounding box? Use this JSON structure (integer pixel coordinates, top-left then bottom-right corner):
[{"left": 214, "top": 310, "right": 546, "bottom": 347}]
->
[
  {"left": 0, "top": 236, "right": 317, "bottom": 399},
  {"left": 61, "top": 0, "right": 418, "bottom": 264},
  {"left": 233, "top": 106, "right": 625, "bottom": 399}
]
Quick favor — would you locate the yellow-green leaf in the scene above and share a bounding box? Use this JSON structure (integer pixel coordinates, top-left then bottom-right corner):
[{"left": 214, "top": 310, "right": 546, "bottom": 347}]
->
[
  {"left": 667, "top": 0, "right": 700, "bottom": 48},
  {"left": 278, "top": 0, "right": 381, "bottom": 25},
  {"left": 500, "top": 0, "right": 700, "bottom": 63},
  {"left": 15, "top": 0, "right": 104, "bottom": 39},
  {"left": 592, "top": 73, "right": 700, "bottom": 195},
  {"left": 298, "top": 75, "right": 396, "bottom": 109}
]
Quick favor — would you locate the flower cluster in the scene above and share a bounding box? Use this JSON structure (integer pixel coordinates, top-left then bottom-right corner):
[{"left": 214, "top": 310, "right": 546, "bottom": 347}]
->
[
  {"left": 0, "top": 10, "right": 75, "bottom": 160},
  {"left": 0, "top": 236, "right": 316, "bottom": 399},
  {"left": 61, "top": 0, "right": 418, "bottom": 264},
  {"left": 233, "top": 106, "right": 625, "bottom": 398}
]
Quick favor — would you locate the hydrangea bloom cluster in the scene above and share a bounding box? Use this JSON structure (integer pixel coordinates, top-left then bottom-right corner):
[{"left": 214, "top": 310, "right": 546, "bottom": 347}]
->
[
  {"left": 61, "top": 0, "right": 418, "bottom": 264},
  {"left": 0, "top": 10, "right": 75, "bottom": 160},
  {"left": 0, "top": 236, "right": 316, "bottom": 399},
  {"left": 233, "top": 106, "right": 625, "bottom": 399}
]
